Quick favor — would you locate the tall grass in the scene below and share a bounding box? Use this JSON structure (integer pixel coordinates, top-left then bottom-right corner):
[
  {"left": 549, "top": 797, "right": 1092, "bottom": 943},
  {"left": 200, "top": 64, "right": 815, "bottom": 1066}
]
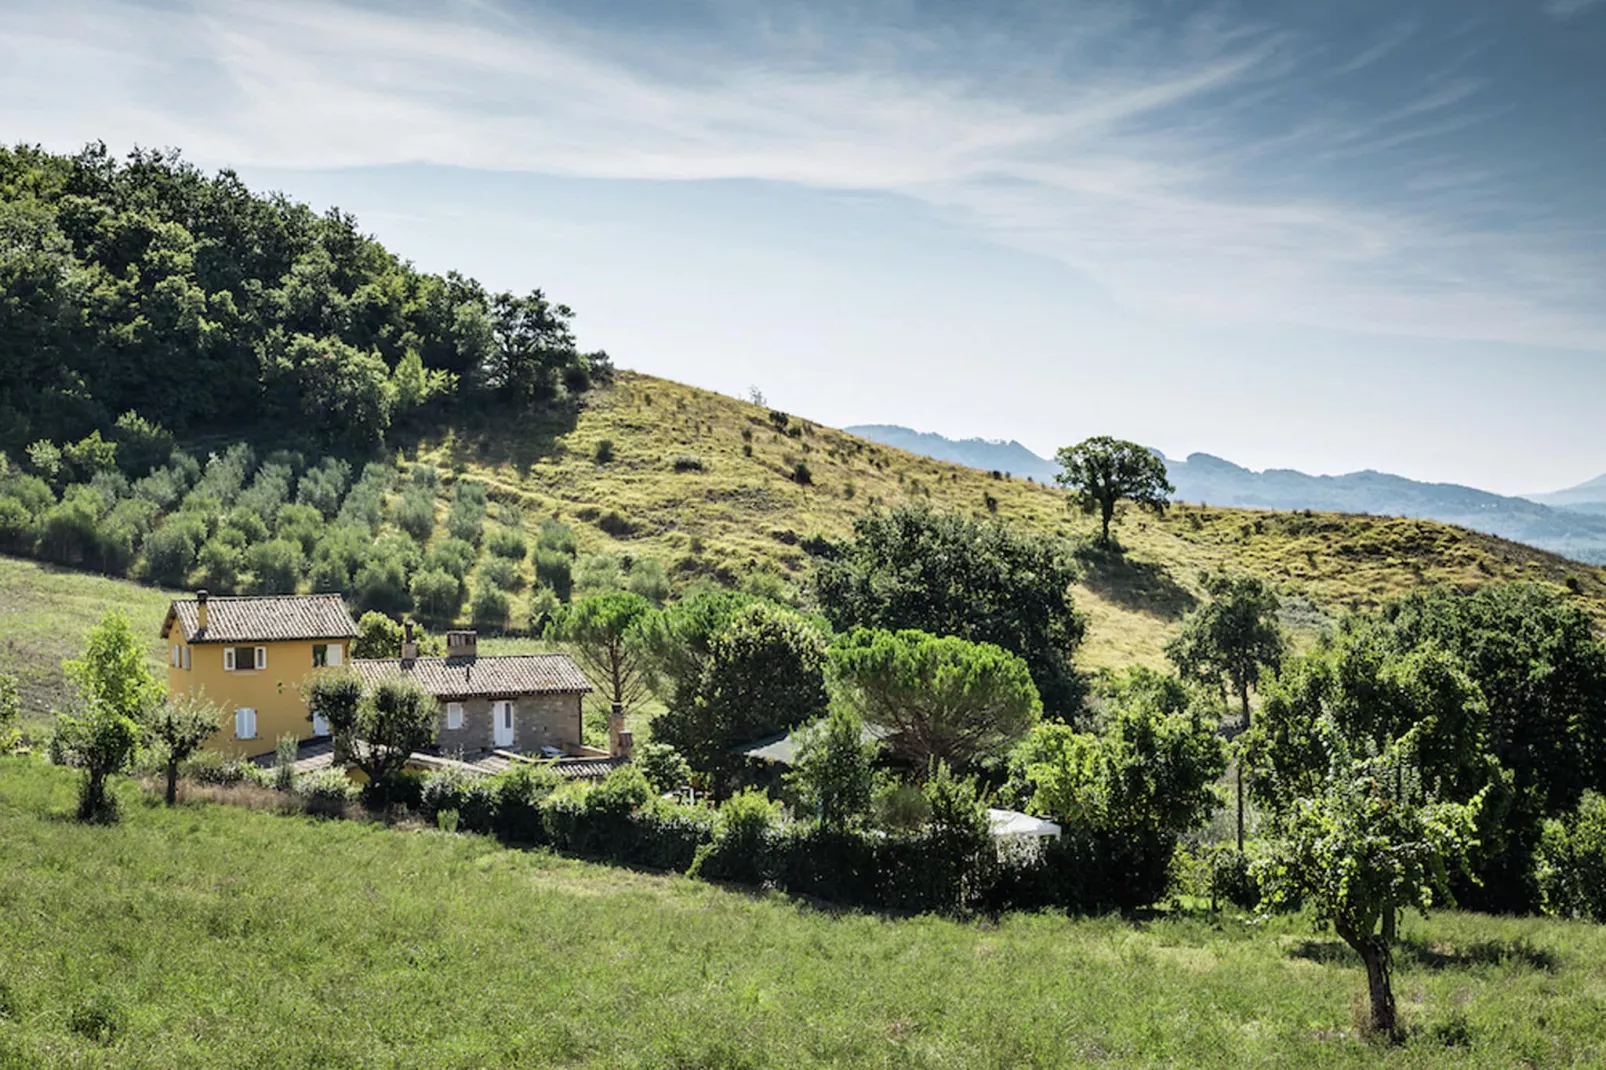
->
[{"left": 2, "top": 758, "right": 1604, "bottom": 1068}]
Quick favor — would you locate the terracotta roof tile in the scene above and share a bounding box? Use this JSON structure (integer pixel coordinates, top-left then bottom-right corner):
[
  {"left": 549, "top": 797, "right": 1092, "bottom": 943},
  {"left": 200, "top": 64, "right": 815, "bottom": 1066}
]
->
[
  {"left": 350, "top": 654, "right": 593, "bottom": 699},
  {"left": 163, "top": 594, "right": 359, "bottom": 644}
]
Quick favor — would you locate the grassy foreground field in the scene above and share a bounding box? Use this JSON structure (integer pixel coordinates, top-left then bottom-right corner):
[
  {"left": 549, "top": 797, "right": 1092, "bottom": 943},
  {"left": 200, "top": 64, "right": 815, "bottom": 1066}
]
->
[{"left": 2, "top": 759, "right": 1602, "bottom": 1068}]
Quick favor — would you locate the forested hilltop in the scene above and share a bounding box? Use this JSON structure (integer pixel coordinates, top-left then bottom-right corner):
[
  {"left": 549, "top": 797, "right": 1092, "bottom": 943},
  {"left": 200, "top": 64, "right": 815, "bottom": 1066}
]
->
[{"left": 0, "top": 142, "right": 607, "bottom": 453}]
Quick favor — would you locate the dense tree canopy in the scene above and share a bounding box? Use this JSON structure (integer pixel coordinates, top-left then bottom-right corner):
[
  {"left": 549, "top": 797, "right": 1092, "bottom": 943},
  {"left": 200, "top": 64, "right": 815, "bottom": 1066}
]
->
[
  {"left": 0, "top": 142, "right": 607, "bottom": 453},
  {"left": 829, "top": 627, "right": 1041, "bottom": 770},
  {"left": 816, "top": 507, "right": 1087, "bottom": 719}
]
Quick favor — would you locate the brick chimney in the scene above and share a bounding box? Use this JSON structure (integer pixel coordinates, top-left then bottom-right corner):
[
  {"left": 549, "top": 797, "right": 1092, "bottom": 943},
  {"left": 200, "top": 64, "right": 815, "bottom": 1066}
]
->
[
  {"left": 446, "top": 630, "right": 477, "bottom": 659},
  {"left": 196, "top": 589, "right": 209, "bottom": 632},
  {"left": 608, "top": 702, "right": 633, "bottom": 759},
  {"left": 401, "top": 620, "right": 418, "bottom": 662}
]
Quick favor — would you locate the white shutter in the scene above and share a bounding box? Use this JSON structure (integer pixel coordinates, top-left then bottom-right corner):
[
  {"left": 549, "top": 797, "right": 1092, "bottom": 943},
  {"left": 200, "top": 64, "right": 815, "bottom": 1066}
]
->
[
  {"left": 327, "top": 644, "right": 343, "bottom": 667},
  {"left": 224, "top": 648, "right": 235, "bottom": 671},
  {"left": 170, "top": 645, "right": 179, "bottom": 667},
  {"left": 312, "top": 712, "right": 330, "bottom": 737},
  {"left": 235, "top": 708, "right": 257, "bottom": 739},
  {"left": 446, "top": 702, "right": 463, "bottom": 730},
  {"left": 182, "top": 646, "right": 191, "bottom": 670},
  {"left": 255, "top": 646, "right": 267, "bottom": 670}
]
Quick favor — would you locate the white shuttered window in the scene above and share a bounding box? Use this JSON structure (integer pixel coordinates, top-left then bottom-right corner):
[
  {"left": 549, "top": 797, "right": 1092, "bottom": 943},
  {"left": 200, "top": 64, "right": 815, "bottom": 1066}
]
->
[
  {"left": 234, "top": 707, "right": 257, "bottom": 740},
  {"left": 446, "top": 702, "right": 463, "bottom": 730}
]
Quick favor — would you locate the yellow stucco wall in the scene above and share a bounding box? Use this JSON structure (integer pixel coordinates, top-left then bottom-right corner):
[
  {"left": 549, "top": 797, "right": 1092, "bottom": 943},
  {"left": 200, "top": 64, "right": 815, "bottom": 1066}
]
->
[{"left": 166, "top": 637, "right": 348, "bottom": 757}]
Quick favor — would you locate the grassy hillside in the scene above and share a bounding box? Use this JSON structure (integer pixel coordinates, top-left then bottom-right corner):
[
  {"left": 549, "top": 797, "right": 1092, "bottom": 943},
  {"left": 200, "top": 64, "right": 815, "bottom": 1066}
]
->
[
  {"left": 410, "top": 370, "right": 1606, "bottom": 668},
  {"left": 5, "top": 369, "right": 1605, "bottom": 728},
  {"left": 3, "top": 758, "right": 1603, "bottom": 1068},
  {"left": 0, "top": 555, "right": 171, "bottom": 730}
]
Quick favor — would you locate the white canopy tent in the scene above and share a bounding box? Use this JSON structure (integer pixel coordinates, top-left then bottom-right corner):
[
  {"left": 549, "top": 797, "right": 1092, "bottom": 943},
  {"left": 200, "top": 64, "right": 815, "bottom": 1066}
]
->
[{"left": 987, "top": 808, "right": 1062, "bottom": 840}]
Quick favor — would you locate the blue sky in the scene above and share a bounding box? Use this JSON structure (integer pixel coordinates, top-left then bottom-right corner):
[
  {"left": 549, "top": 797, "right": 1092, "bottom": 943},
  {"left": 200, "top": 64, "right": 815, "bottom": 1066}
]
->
[{"left": 3, "top": 0, "right": 1604, "bottom": 494}]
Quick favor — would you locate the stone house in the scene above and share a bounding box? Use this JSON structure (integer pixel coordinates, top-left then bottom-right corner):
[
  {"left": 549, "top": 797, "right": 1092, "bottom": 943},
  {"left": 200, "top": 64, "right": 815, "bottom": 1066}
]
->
[{"left": 351, "top": 628, "right": 595, "bottom": 759}]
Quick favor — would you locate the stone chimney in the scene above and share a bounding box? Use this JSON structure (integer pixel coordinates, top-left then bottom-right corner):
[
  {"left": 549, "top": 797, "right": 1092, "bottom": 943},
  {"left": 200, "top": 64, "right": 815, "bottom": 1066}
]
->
[
  {"left": 401, "top": 620, "right": 418, "bottom": 662},
  {"left": 196, "top": 589, "right": 209, "bottom": 632},
  {"left": 608, "top": 702, "right": 633, "bottom": 759},
  {"left": 446, "top": 630, "right": 477, "bottom": 659}
]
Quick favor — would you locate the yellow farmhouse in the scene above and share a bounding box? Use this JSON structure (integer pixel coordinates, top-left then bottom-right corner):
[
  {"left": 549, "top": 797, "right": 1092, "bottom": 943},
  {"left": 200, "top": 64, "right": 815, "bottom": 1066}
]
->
[{"left": 160, "top": 591, "right": 359, "bottom": 756}]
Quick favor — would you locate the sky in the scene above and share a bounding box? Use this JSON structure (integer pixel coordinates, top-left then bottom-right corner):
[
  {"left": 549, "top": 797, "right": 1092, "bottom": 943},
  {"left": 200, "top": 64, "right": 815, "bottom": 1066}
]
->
[{"left": 3, "top": 0, "right": 1604, "bottom": 495}]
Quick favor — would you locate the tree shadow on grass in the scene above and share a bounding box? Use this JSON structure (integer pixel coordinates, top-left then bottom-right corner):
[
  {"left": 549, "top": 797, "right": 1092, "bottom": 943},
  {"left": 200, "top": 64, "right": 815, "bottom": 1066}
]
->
[
  {"left": 392, "top": 397, "right": 584, "bottom": 479},
  {"left": 1074, "top": 544, "right": 1198, "bottom": 621},
  {"left": 1291, "top": 935, "right": 1559, "bottom": 973}
]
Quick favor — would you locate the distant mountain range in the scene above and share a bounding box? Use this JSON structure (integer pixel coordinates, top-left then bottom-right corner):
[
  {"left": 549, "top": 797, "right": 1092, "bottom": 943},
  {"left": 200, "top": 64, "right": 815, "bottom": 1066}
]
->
[{"left": 845, "top": 425, "right": 1606, "bottom": 565}]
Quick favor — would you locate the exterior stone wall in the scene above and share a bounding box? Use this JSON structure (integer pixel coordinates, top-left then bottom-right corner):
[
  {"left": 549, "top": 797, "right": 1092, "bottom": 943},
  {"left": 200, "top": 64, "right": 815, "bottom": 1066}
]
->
[{"left": 435, "top": 692, "right": 584, "bottom": 757}]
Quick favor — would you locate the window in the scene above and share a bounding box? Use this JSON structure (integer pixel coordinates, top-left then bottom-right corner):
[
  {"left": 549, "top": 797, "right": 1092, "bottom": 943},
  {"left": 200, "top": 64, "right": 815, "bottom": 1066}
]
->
[
  {"left": 446, "top": 702, "right": 463, "bottom": 730},
  {"left": 171, "top": 644, "right": 180, "bottom": 667},
  {"left": 313, "top": 644, "right": 328, "bottom": 667},
  {"left": 182, "top": 646, "right": 190, "bottom": 671},
  {"left": 234, "top": 708, "right": 257, "bottom": 740}
]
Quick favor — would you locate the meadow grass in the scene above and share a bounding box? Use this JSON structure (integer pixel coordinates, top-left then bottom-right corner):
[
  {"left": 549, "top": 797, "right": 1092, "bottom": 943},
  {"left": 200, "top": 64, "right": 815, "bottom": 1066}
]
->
[
  {"left": 2, "top": 758, "right": 1603, "bottom": 1068},
  {"left": 0, "top": 555, "right": 171, "bottom": 731}
]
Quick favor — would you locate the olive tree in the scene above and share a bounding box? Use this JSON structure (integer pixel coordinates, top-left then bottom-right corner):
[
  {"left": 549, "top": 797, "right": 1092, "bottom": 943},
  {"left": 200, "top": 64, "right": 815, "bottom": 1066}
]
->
[
  {"left": 829, "top": 628, "right": 1041, "bottom": 771},
  {"left": 148, "top": 692, "right": 224, "bottom": 805},
  {"left": 357, "top": 676, "right": 439, "bottom": 785},
  {"left": 1053, "top": 436, "right": 1173, "bottom": 547},
  {"left": 1257, "top": 720, "right": 1486, "bottom": 1039}
]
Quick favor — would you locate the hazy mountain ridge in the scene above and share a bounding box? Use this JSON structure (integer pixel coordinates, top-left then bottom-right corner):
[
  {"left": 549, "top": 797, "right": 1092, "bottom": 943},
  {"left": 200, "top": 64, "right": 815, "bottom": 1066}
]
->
[{"left": 849, "top": 425, "right": 1606, "bottom": 564}]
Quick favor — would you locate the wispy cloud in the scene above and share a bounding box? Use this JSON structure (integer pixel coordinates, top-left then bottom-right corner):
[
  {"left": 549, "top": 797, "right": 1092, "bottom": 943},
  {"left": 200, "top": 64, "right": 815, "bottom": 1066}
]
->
[
  {"left": 2, "top": 0, "right": 1602, "bottom": 352},
  {"left": 1543, "top": 0, "right": 1606, "bottom": 20}
]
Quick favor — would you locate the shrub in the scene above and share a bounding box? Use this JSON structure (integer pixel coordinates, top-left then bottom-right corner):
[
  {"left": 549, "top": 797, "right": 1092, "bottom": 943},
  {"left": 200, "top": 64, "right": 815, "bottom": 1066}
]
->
[
  {"left": 534, "top": 548, "right": 574, "bottom": 602},
  {"left": 492, "top": 762, "right": 562, "bottom": 843},
  {"left": 536, "top": 517, "right": 577, "bottom": 557},
  {"left": 0, "top": 496, "right": 34, "bottom": 553},
  {"left": 411, "top": 568, "right": 464, "bottom": 621},
  {"left": 527, "top": 584, "right": 561, "bottom": 633},
  {"left": 486, "top": 527, "right": 527, "bottom": 561},
  {"left": 594, "top": 439, "right": 614, "bottom": 464},
  {"left": 626, "top": 557, "right": 672, "bottom": 606},
  {"left": 689, "top": 787, "right": 783, "bottom": 885},
  {"left": 635, "top": 741, "right": 692, "bottom": 794},
  {"left": 297, "top": 768, "right": 358, "bottom": 817},
  {"left": 1208, "top": 846, "right": 1259, "bottom": 910},
  {"left": 574, "top": 553, "right": 622, "bottom": 596},
  {"left": 393, "top": 490, "right": 436, "bottom": 542},
  {"left": 479, "top": 556, "right": 521, "bottom": 592},
  {"left": 672, "top": 455, "right": 706, "bottom": 473},
  {"left": 246, "top": 538, "right": 305, "bottom": 595},
  {"left": 425, "top": 537, "right": 478, "bottom": 580},
  {"left": 596, "top": 510, "right": 636, "bottom": 537},
  {"left": 791, "top": 461, "right": 812, "bottom": 485},
  {"left": 1535, "top": 791, "right": 1606, "bottom": 921},
  {"left": 471, "top": 584, "right": 509, "bottom": 630}
]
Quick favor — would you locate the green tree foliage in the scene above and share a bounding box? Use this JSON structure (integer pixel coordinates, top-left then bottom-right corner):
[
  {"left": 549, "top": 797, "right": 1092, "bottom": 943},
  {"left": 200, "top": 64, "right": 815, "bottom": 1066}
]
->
[
  {"left": 0, "top": 671, "right": 20, "bottom": 752},
  {"left": 652, "top": 602, "right": 830, "bottom": 785},
  {"left": 829, "top": 628, "right": 1041, "bottom": 770},
  {"left": 787, "top": 707, "right": 879, "bottom": 829},
  {"left": 816, "top": 507, "right": 1087, "bottom": 718},
  {"left": 410, "top": 568, "right": 464, "bottom": 622},
  {"left": 1257, "top": 721, "right": 1487, "bottom": 1039},
  {"left": 0, "top": 143, "right": 601, "bottom": 452},
  {"left": 1534, "top": 792, "right": 1606, "bottom": 922},
  {"left": 470, "top": 584, "right": 510, "bottom": 630},
  {"left": 1167, "top": 571, "right": 1285, "bottom": 849},
  {"left": 355, "top": 677, "right": 440, "bottom": 786},
  {"left": 352, "top": 611, "right": 405, "bottom": 660},
  {"left": 303, "top": 669, "right": 364, "bottom": 764},
  {"left": 548, "top": 591, "right": 657, "bottom": 717},
  {"left": 58, "top": 609, "right": 162, "bottom": 821},
  {"left": 1381, "top": 584, "right": 1606, "bottom": 912},
  {"left": 634, "top": 741, "right": 692, "bottom": 795},
  {"left": 639, "top": 587, "right": 759, "bottom": 717},
  {"left": 147, "top": 693, "right": 223, "bottom": 805},
  {"left": 1014, "top": 688, "right": 1226, "bottom": 839},
  {"left": 1054, "top": 436, "right": 1174, "bottom": 547},
  {"left": 626, "top": 557, "right": 672, "bottom": 606}
]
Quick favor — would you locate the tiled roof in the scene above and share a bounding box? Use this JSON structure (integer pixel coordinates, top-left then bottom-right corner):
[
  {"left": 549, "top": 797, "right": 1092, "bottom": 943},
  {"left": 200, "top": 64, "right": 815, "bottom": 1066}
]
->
[
  {"left": 350, "top": 654, "right": 593, "bottom": 699},
  {"left": 163, "top": 594, "right": 359, "bottom": 644}
]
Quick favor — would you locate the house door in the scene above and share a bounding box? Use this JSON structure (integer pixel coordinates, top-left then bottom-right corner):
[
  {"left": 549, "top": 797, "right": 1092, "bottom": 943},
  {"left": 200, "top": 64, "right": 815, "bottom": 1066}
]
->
[
  {"left": 311, "top": 712, "right": 330, "bottom": 737},
  {"left": 493, "top": 702, "right": 515, "bottom": 748}
]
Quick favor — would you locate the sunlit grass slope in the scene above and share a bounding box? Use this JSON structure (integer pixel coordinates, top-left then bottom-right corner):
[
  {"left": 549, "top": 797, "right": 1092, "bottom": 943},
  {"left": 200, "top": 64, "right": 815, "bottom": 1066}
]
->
[
  {"left": 3, "top": 758, "right": 1604, "bottom": 1068},
  {"left": 416, "top": 370, "right": 1606, "bottom": 669}
]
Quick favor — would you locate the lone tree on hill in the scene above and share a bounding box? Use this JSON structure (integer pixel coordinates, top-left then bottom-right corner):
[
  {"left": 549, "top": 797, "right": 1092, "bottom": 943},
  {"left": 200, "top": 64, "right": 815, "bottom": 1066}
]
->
[
  {"left": 1054, "top": 436, "right": 1173, "bottom": 547},
  {"left": 59, "top": 609, "right": 163, "bottom": 822},
  {"left": 1167, "top": 572, "right": 1284, "bottom": 850}
]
